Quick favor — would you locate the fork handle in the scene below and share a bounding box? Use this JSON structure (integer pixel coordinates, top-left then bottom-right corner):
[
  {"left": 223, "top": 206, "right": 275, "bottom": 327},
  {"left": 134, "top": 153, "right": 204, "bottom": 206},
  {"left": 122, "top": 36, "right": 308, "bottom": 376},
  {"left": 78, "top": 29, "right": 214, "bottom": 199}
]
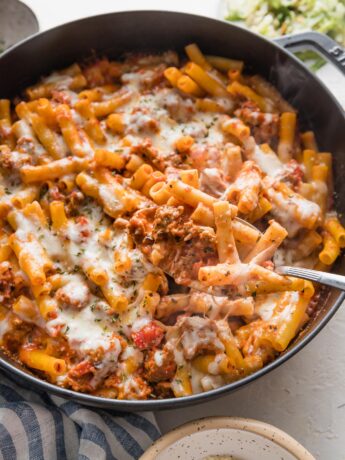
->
[{"left": 277, "top": 266, "right": 345, "bottom": 291}]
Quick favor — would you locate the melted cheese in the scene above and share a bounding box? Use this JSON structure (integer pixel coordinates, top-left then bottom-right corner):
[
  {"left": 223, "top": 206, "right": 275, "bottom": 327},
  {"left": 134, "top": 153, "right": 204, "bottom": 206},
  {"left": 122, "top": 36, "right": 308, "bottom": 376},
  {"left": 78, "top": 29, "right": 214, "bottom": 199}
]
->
[
  {"left": 179, "top": 317, "right": 225, "bottom": 359},
  {"left": 200, "top": 375, "right": 224, "bottom": 392},
  {"left": 57, "top": 275, "right": 90, "bottom": 306},
  {"left": 47, "top": 301, "right": 121, "bottom": 354},
  {"left": 207, "top": 353, "right": 228, "bottom": 375},
  {"left": 251, "top": 143, "right": 284, "bottom": 176},
  {"left": 153, "top": 349, "right": 164, "bottom": 367},
  {"left": 118, "top": 376, "right": 144, "bottom": 399},
  {"left": 255, "top": 293, "right": 281, "bottom": 321},
  {"left": 268, "top": 188, "right": 321, "bottom": 237},
  {"left": 121, "top": 345, "right": 143, "bottom": 365},
  {"left": 64, "top": 215, "right": 152, "bottom": 303},
  {"left": 13, "top": 211, "right": 65, "bottom": 261},
  {"left": 13, "top": 119, "right": 46, "bottom": 157},
  {"left": 0, "top": 314, "right": 11, "bottom": 341},
  {"left": 189, "top": 366, "right": 204, "bottom": 394}
]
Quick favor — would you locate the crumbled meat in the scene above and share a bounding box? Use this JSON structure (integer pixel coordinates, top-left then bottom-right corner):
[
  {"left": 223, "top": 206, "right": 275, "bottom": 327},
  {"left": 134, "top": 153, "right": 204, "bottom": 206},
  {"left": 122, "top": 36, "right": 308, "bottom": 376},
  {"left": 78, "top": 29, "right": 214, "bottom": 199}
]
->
[
  {"left": 48, "top": 185, "right": 65, "bottom": 201},
  {"left": 156, "top": 89, "right": 195, "bottom": 123},
  {"left": 66, "top": 360, "right": 96, "bottom": 392},
  {"left": 82, "top": 59, "right": 122, "bottom": 87},
  {"left": 127, "top": 107, "right": 160, "bottom": 135},
  {"left": 200, "top": 168, "right": 228, "bottom": 197},
  {"left": 235, "top": 101, "right": 279, "bottom": 145},
  {"left": 130, "top": 138, "right": 188, "bottom": 172},
  {"left": 152, "top": 381, "right": 174, "bottom": 398},
  {"left": 173, "top": 316, "right": 225, "bottom": 359},
  {"left": 15, "top": 137, "right": 37, "bottom": 156},
  {"left": 144, "top": 347, "right": 176, "bottom": 382},
  {"left": 164, "top": 166, "right": 186, "bottom": 181},
  {"left": 306, "top": 290, "right": 320, "bottom": 317},
  {"left": 51, "top": 90, "right": 74, "bottom": 105},
  {"left": 2, "top": 316, "right": 32, "bottom": 354},
  {"left": 139, "top": 64, "right": 166, "bottom": 89},
  {"left": 65, "top": 190, "right": 85, "bottom": 216},
  {"left": 189, "top": 144, "right": 223, "bottom": 171},
  {"left": 277, "top": 159, "right": 304, "bottom": 190},
  {"left": 121, "top": 64, "right": 167, "bottom": 90},
  {"left": 0, "top": 263, "right": 13, "bottom": 303},
  {"left": 0, "top": 262, "right": 25, "bottom": 305},
  {"left": 55, "top": 281, "right": 90, "bottom": 309},
  {"left": 130, "top": 138, "right": 167, "bottom": 171},
  {"left": 0, "top": 145, "right": 31, "bottom": 169},
  {"left": 129, "top": 205, "right": 218, "bottom": 285},
  {"left": 125, "top": 51, "right": 179, "bottom": 68},
  {"left": 104, "top": 373, "right": 152, "bottom": 400},
  {"left": 75, "top": 215, "right": 91, "bottom": 239}
]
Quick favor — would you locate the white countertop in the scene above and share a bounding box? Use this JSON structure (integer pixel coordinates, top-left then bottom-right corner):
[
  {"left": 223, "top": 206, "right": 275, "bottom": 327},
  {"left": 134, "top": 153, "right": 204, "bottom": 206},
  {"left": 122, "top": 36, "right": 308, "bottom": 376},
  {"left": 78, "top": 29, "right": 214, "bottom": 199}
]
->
[{"left": 21, "top": 1, "right": 345, "bottom": 458}]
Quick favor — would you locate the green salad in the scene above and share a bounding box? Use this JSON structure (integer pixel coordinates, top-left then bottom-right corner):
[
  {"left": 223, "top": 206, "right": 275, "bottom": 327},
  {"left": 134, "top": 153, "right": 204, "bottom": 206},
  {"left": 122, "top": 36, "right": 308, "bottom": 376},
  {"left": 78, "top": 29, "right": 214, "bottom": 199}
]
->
[
  {"left": 225, "top": 0, "right": 345, "bottom": 70},
  {"left": 225, "top": 0, "right": 345, "bottom": 45}
]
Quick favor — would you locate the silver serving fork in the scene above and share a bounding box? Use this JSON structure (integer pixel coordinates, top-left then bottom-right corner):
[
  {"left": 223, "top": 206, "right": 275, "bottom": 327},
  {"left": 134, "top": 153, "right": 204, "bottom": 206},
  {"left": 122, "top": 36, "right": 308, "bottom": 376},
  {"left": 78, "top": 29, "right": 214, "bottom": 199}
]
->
[
  {"left": 276, "top": 266, "right": 345, "bottom": 291},
  {"left": 166, "top": 217, "right": 345, "bottom": 294}
]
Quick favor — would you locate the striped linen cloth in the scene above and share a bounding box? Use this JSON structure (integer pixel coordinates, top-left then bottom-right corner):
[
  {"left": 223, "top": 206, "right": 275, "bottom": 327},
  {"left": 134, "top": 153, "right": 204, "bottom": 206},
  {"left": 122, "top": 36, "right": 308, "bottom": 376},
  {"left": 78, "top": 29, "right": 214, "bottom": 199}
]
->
[{"left": 0, "top": 372, "right": 161, "bottom": 460}]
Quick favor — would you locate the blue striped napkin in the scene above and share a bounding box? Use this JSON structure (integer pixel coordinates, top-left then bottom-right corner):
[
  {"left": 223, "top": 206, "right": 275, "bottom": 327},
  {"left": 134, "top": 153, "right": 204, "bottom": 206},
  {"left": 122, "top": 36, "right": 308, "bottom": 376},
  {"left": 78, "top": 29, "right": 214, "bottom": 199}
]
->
[{"left": 0, "top": 372, "right": 160, "bottom": 460}]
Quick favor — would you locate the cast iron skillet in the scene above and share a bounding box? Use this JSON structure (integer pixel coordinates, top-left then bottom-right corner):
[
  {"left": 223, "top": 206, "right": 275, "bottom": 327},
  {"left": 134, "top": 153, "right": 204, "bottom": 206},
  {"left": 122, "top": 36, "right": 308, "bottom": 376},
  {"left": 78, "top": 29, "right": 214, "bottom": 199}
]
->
[{"left": 0, "top": 11, "right": 344, "bottom": 411}]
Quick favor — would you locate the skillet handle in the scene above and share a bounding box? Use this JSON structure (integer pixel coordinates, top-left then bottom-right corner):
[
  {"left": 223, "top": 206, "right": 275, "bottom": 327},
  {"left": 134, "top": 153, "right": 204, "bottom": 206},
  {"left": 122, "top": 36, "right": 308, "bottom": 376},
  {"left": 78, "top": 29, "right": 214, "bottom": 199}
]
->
[{"left": 274, "top": 31, "right": 345, "bottom": 76}]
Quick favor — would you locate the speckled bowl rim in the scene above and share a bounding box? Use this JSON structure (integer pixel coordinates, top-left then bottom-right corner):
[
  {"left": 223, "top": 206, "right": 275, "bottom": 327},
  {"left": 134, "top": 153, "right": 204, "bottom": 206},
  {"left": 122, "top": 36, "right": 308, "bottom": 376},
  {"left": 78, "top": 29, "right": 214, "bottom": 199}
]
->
[{"left": 140, "top": 416, "right": 315, "bottom": 460}]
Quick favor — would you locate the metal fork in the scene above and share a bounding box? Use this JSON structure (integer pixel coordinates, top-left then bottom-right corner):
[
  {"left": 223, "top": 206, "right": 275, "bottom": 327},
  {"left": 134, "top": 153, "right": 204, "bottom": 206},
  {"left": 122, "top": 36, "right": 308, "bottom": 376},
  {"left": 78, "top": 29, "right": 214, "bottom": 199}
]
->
[
  {"left": 167, "top": 218, "right": 345, "bottom": 293},
  {"left": 276, "top": 266, "right": 345, "bottom": 291},
  {"left": 236, "top": 221, "right": 345, "bottom": 291},
  {"left": 167, "top": 265, "right": 345, "bottom": 297}
]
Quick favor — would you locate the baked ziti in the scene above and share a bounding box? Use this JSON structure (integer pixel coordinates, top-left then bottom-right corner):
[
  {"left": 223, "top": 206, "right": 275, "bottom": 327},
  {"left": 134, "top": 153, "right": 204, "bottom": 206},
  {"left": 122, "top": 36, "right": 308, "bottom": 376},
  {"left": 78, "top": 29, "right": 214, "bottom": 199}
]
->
[{"left": 0, "top": 44, "right": 343, "bottom": 399}]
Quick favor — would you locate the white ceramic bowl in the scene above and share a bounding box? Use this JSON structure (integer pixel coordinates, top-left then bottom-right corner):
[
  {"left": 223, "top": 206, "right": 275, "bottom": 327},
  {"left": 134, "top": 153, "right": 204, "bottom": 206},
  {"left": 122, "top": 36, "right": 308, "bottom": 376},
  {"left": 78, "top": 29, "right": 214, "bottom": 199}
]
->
[{"left": 141, "top": 417, "right": 315, "bottom": 460}]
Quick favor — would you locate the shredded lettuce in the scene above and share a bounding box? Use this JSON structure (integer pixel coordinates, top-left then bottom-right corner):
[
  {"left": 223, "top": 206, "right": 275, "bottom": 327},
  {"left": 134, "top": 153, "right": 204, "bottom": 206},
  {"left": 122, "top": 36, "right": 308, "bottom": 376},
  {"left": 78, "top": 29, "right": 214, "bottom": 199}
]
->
[{"left": 225, "top": 0, "right": 345, "bottom": 46}]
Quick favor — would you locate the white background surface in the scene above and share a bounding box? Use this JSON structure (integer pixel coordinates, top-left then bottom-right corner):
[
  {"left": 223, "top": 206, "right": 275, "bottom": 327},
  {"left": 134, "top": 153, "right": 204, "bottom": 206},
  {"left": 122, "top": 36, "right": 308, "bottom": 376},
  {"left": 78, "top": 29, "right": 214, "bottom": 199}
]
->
[{"left": 21, "top": 1, "right": 345, "bottom": 458}]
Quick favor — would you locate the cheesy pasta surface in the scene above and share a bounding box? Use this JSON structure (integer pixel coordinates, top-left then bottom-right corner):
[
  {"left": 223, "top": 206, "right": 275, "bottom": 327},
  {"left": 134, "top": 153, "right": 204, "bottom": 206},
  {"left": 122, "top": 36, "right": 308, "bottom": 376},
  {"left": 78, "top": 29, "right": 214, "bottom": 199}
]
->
[{"left": 0, "top": 44, "right": 343, "bottom": 400}]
